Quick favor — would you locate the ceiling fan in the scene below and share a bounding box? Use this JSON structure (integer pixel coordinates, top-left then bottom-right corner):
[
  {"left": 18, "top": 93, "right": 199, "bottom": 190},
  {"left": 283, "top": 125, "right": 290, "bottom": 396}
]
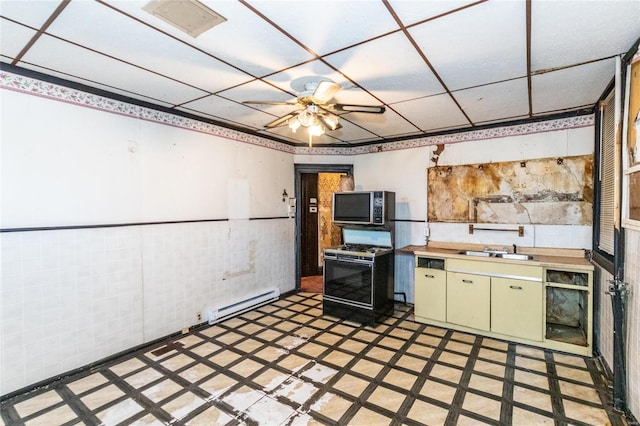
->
[{"left": 243, "top": 76, "right": 385, "bottom": 145}]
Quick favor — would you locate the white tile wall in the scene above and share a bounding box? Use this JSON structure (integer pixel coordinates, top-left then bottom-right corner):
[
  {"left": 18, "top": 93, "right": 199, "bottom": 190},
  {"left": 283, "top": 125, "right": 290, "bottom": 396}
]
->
[
  {"left": 595, "top": 266, "right": 614, "bottom": 365},
  {"left": 393, "top": 221, "right": 426, "bottom": 305},
  {"left": 428, "top": 223, "right": 591, "bottom": 249},
  {"left": 0, "top": 218, "right": 295, "bottom": 396},
  {"left": 533, "top": 225, "right": 592, "bottom": 248},
  {"left": 0, "top": 228, "right": 144, "bottom": 394},
  {"left": 624, "top": 228, "right": 640, "bottom": 419},
  {"left": 594, "top": 229, "right": 640, "bottom": 421}
]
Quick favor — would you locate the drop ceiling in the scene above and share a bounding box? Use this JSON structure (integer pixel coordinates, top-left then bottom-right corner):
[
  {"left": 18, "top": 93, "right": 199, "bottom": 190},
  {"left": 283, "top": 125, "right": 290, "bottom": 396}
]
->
[{"left": 1, "top": 0, "right": 639, "bottom": 147}]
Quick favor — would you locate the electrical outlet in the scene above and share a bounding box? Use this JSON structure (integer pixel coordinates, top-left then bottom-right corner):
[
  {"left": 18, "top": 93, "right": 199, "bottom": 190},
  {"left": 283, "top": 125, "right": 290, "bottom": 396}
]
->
[
  {"left": 181, "top": 327, "right": 189, "bottom": 334},
  {"left": 197, "top": 312, "right": 202, "bottom": 322}
]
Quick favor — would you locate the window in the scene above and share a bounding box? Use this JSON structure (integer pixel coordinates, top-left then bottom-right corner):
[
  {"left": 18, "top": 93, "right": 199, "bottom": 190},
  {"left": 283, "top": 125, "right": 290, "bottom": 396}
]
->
[
  {"left": 596, "top": 91, "right": 616, "bottom": 257},
  {"left": 594, "top": 48, "right": 639, "bottom": 271}
]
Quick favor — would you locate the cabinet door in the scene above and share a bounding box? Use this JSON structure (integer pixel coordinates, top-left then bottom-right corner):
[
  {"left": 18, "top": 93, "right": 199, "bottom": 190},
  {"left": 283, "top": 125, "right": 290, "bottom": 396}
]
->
[
  {"left": 415, "top": 268, "right": 446, "bottom": 322},
  {"left": 491, "top": 277, "right": 542, "bottom": 341},
  {"left": 446, "top": 272, "right": 490, "bottom": 331}
]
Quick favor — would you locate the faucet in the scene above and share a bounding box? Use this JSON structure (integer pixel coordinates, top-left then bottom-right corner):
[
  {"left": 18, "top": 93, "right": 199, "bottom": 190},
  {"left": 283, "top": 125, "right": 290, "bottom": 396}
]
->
[{"left": 513, "top": 244, "right": 517, "bottom": 254}]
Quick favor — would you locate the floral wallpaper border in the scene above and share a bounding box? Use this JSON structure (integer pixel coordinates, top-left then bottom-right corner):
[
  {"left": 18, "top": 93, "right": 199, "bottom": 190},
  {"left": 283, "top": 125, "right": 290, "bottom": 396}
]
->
[{"left": 1, "top": 70, "right": 594, "bottom": 156}]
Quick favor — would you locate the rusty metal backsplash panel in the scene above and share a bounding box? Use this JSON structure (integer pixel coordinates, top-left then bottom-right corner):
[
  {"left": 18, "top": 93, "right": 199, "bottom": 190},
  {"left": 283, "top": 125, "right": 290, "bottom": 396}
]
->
[{"left": 428, "top": 155, "right": 593, "bottom": 225}]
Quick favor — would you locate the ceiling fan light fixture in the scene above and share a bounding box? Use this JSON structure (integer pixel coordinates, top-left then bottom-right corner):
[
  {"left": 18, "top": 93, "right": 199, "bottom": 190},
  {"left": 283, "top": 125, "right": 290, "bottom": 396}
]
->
[
  {"left": 308, "top": 123, "right": 325, "bottom": 137},
  {"left": 297, "top": 108, "right": 316, "bottom": 127},
  {"left": 287, "top": 104, "right": 337, "bottom": 145},
  {"left": 288, "top": 118, "right": 301, "bottom": 133},
  {"left": 321, "top": 113, "right": 339, "bottom": 130}
]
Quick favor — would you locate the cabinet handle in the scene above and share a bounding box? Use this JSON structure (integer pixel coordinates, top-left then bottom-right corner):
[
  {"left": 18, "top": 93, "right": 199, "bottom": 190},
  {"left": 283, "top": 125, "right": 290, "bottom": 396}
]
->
[
  {"left": 425, "top": 274, "right": 435, "bottom": 278},
  {"left": 510, "top": 285, "right": 523, "bottom": 290},
  {"left": 462, "top": 279, "right": 473, "bottom": 284}
]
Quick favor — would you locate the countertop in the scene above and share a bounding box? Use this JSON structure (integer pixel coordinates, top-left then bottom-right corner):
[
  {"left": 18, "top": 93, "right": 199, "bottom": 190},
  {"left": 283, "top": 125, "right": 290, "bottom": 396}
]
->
[{"left": 397, "top": 243, "right": 594, "bottom": 271}]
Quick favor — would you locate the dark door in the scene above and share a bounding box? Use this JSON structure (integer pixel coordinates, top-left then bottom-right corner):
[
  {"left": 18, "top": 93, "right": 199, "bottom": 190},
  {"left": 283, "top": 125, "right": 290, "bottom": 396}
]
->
[
  {"left": 301, "top": 173, "right": 319, "bottom": 276},
  {"left": 294, "top": 164, "right": 353, "bottom": 290}
]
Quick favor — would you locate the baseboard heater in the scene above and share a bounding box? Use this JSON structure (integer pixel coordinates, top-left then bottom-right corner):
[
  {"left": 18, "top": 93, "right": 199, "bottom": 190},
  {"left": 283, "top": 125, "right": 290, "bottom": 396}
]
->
[{"left": 207, "top": 288, "right": 280, "bottom": 325}]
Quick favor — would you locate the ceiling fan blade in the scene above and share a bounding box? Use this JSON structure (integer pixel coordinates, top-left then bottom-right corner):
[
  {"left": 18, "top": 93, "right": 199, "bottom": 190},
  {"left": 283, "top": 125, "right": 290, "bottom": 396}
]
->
[
  {"left": 311, "top": 81, "right": 341, "bottom": 104},
  {"left": 264, "top": 111, "right": 299, "bottom": 128},
  {"left": 334, "top": 103, "right": 386, "bottom": 114},
  {"left": 317, "top": 114, "right": 342, "bottom": 131}
]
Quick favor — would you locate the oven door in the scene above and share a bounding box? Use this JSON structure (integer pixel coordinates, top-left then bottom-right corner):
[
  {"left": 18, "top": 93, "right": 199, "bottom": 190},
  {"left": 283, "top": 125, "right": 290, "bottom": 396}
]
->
[{"left": 324, "top": 258, "right": 373, "bottom": 308}]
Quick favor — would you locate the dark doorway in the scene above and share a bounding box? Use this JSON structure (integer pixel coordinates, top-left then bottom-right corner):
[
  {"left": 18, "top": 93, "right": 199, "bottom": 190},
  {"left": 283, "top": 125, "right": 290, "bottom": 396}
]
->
[
  {"left": 294, "top": 164, "right": 353, "bottom": 291},
  {"left": 300, "top": 173, "right": 319, "bottom": 276}
]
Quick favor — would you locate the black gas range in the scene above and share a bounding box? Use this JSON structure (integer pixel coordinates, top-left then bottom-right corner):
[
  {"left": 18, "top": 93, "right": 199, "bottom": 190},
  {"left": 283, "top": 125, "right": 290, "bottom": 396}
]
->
[{"left": 323, "top": 229, "right": 395, "bottom": 325}]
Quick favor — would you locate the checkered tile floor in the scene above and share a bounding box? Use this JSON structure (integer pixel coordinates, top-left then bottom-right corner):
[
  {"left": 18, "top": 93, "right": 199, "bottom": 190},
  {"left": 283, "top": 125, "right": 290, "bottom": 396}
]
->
[{"left": 0, "top": 293, "right": 626, "bottom": 425}]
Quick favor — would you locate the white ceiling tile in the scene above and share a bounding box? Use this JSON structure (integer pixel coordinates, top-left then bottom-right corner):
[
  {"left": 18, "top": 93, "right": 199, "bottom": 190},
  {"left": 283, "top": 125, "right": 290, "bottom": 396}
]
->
[
  {"left": 531, "top": 0, "right": 640, "bottom": 71},
  {"left": 474, "top": 114, "right": 530, "bottom": 127},
  {"left": 332, "top": 87, "right": 386, "bottom": 109},
  {"left": 0, "top": 18, "right": 36, "bottom": 59},
  {"left": 324, "top": 119, "right": 382, "bottom": 142},
  {"left": 14, "top": 61, "right": 175, "bottom": 108},
  {"left": 211, "top": 78, "right": 293, "bottom": 104},
  {"left": 532, "top": 58, "right": 616, "bottom": 114},
  {"left": 454, "top": 78, "right": 530, "bottom": 124},
  {"left": 179, "top": 95, "right": 276, "bottom": 131},
  {"left": 409, "top": 1, "right": 527, "bottom": 91},
  {"left": 106, "top": 0, "right": 316, "bottom": 77},
  {"left": 196, "top": 1, "right": 317, "bottom": 76},
  {"left": 46, "top": 1, "right": 253, "bottom": 93},
  {"left": 217, "top": 79, "right": 300, "bottom": 125},
  {"left": 325, "top": 32, "right": 445, "bottom": 104},
  {"left": 388, "top": 0, "right": 482, "bottom": 26},
  {"left": 0, "top": 0, "right": 62, "bottom": 28},
  {"left": 338, "top": 108, "right": 420, "bottom": 138},
  {"left": 262, "top": 60, "right": 346, "bottom": 94},
  {"left": 245, "top": 0, "right": 400, "bottom": 55},
  {"left": 392, "top": 93, "right": 470, "bottom": 132},
  {"left": 21, "top": 35, "right": 208, "bottom": 105}
]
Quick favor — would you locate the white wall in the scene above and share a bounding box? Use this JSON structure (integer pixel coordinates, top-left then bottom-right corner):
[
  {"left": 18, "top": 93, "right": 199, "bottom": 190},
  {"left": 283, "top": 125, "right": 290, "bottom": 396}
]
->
[
  {"left": 0, "top": 91, "right": 293, "bottom": 227},
  {"left": 0, "top": 89, "right": 295, "bottom": 395}
]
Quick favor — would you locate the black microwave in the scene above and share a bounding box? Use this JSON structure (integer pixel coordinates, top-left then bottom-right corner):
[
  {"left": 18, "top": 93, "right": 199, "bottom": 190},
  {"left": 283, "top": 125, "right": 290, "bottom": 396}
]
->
[{"left": 332, "top": 191, "right": 395, "bottom": 226}]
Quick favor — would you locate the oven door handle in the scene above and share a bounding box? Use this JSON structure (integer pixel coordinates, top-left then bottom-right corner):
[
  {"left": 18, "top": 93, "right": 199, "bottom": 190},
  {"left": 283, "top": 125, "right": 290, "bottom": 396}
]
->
[{"left": 326, "top": 258, "right": 373, "bottom": 266}]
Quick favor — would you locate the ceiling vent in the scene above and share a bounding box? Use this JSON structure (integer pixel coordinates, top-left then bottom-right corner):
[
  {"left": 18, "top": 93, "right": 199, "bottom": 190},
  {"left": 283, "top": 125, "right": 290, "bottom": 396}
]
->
[{"left": 143, "top": 0, "right": 226, "bottom": 37}]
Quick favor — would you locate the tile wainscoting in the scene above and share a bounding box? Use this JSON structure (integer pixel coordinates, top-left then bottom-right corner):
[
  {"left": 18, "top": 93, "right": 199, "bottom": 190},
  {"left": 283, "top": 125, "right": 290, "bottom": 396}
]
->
[{"left": 0, "top": 218, "right": 295, "bottom": 396}]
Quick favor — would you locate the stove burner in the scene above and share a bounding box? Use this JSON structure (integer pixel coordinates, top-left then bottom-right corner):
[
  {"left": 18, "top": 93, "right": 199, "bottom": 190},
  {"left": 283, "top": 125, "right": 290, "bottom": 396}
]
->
[
  {"left": 323, "top": 244, "right": 393, "bottom": 260},
  {"left": 339, "top": 244, "right": 386, "bottom": 253}
]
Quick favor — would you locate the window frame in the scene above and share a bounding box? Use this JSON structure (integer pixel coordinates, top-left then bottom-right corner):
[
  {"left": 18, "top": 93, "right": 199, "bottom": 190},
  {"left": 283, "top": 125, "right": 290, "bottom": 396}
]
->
[
  {"left": 622, "top": 49, "right": 640, "bottom": 231},
  {"left": 592, "top": 81, "right": 616, "bottom": 274}
]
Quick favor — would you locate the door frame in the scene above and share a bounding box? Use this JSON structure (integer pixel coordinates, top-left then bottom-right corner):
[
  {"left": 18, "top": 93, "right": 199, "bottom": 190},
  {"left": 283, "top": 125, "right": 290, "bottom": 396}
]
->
[{"left": 294, "top": 163, "right": 353, "bottom": 291}]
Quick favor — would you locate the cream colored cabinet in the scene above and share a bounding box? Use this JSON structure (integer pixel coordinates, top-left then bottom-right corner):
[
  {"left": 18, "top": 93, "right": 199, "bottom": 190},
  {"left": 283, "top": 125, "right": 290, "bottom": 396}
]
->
[
  {"left": 415, "top": 256, "right": 446, "bottom": 322},
  {"left": 412, "top": 251, "right": 592, "bottom": 356},
  {"left": 491, "top": 277, "right": 543, "bottom": 341},
  {"left": 446, "top": 271, "right": 490, "bottom": 331}
]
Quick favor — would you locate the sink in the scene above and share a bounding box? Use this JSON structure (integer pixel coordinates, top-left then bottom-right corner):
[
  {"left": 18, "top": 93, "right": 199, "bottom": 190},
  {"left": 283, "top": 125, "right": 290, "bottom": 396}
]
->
[
  {"left": 458, "top": 250, "right": 492, "bottom": 257},
  {"left": 495, "top": 253, "right": 533, "bottom": 260},
  {"left": 457, "top": 251, "right": 533, "bottom": 260}
]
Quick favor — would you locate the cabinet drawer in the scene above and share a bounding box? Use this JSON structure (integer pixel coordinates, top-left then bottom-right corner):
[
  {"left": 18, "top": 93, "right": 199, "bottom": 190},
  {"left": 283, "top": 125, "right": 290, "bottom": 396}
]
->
[
  {"left": 415, "top": 268, "right": 446, "bottom": 321},
  {"left": 446, "top": 272, "right": 490, "bottom": 331},
  {"left": 448, "top": 258, "right": 542, "bottom": 280}
]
